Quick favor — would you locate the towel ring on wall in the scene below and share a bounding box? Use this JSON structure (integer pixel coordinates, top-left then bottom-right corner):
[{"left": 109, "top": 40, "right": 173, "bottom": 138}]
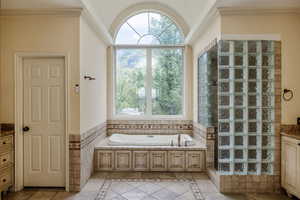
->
[{"left": 283, "top": 89, "right": 294, "bottom": 101}]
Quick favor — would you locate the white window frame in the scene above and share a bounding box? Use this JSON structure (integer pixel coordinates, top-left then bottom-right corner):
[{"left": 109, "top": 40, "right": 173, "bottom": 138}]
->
[{"left": 112, "top": 44, "right": 186, "bottom": 120}]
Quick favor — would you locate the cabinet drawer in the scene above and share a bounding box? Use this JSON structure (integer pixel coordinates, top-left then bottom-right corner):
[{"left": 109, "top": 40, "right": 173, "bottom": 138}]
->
[
  {"left": 0, "top": 152, "right": 13, "bottom": 167},
  {"left": 0, "top": 136, "right": 13, "bottom": 152},
  {"left": 0, "top": 168, "right": 12, "bottom": 189}
]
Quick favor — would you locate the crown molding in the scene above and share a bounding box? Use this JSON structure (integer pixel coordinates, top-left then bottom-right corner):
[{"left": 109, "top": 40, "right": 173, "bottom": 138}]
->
[
  {"left": 218, "top": 7, "right": 300, "bottom": 16},
  {"left": 80, "top": 7, "right": 113, "bottom": 45},
  {"left": 0, "top": 8, "right": 83, "bottom": 16},
  {"left": 185, "top": 2, "right": 220, "bottom": 45}
]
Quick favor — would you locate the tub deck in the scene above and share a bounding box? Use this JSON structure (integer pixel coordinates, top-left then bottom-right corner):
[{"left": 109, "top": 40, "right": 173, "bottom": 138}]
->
[
  {"left": 94, "top": 138, "right": 207, "bottom": 172},
  {"left": 95, "top": 137, "right": 206, "bottom": 150}
]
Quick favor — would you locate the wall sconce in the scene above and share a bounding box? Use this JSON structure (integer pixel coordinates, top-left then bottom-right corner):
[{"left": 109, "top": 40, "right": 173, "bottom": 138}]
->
[
  {"left": 84, "top": 75, "right": 96, "bottom": 80},
  {"left": 283, "top": 89, "right": 294, "bottom": 101}
]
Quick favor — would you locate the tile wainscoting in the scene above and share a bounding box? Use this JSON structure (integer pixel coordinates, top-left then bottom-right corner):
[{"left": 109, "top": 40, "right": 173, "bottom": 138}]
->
[
  {"left": 193, "top": 122, "right": 216, "bottom": 169},
  {"left": 107, "top": 120, "right": 193, "bottom": 135},
  {"left": 69, "top": 122, "right": 107, "bottom": 191}
]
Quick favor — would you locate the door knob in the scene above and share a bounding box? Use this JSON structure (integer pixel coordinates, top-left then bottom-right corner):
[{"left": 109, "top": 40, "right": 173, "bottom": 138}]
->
[{"left": 23, "top": 126, "right": 30, "bottom": 132}]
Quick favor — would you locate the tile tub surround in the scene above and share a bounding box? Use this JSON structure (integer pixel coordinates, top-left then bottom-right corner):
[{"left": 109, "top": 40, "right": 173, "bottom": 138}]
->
[
  {"left": 69, "top": 122, "right": 107, "bottom": 191},
  {"left": 193, "top": 122, "right": 216, "bottom": 169},
  {"left": 94, "top": 138, "right": 206, "bottom": 172},
  {"left": 107, "top": 120, "right": 193, "bottom": 135}
]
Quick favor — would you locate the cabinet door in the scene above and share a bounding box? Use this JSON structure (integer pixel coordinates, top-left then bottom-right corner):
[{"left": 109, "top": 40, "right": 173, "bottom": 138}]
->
[
  {"left": 133, "top": 151, "right": 149, "bottom": 171},
  {"left": 281, "top": 136, "right": 299, "bottom": 195},
  {"left": 150, "top": 151, "right": 167, "bottom": 171},
  {"left": 95, "top": 150, "right": 114, "bottom": 171},
  {"left": 115, "top": 151, "right": 132, "bottom": 171},
  {"left": 168, "top": 151, "right": 185, "bottom": 171},
  {"left": 186, "top": 151, "right": 205, "bottom": 171}
]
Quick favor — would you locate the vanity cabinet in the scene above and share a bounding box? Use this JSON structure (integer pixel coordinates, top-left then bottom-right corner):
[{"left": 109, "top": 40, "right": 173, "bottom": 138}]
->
[
  {"left": 281, "top": 136, "right": 300, "bottom": 198},
  {"left": 0, "top": 135, "right": 14, "bottom": 199}
]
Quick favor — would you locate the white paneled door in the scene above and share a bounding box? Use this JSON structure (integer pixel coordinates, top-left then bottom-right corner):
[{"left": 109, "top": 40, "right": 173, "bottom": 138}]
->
[{"left": 23, "top": 58, "right": 65, "bottom": 187}]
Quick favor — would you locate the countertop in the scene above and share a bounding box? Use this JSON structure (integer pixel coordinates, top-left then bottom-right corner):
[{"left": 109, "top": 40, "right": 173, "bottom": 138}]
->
[
  {"left": 0, "top": 123, "right": 15, "bottom": 137},
  {"left": 281, "top": 132, "right": 300, "bottom": 140}
]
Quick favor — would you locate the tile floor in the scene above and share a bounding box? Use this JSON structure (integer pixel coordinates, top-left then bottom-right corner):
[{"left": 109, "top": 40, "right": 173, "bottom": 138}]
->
[{"left": 2, "top": 172, "right": 297, "bottom": 200}]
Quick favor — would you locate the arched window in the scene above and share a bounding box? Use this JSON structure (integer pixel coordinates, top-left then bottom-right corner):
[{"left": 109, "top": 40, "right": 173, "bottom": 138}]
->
[
  {"left": 114, "top": 11, "right": 185, "bottom": 117},
  {"left": 115, "top": 12, "right": 184, "bottom": 45}
]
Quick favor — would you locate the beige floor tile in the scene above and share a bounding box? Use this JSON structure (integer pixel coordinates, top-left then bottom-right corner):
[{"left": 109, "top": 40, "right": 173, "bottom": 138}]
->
[
  {"left": 81, "top": 178, "right": 105, "bottom": 192},
  {"left": 202, "top": 193, "right": 246, "bottom": 200},
  {"left": 121, "top": 188, "right": 148, "bottom": 200},
  {"left": 110, "top": 182, "right": 135, "bottom": 194},
  {"left": 165, "top": 182, "right": 190, "bottom": 195},
  {"left": 152, "top": 188, "right": 180, "bottom": 200},
  {"left": 51, "top": 192, "right": 77, "bottom": 200},
  {"left": 3, "top": 190, "right": 36, "bottom": 200},
  {"left": 71, "top": 191, "right": 98, "bottom": 200},
  {"left": 27, "top": 191, "right": 57, "bottom": 200},
  {"left": 196, "top": 180, "right": 219, "bottom": 193},
  {"left": 175, "top": 191, "right": 198, "bottom": 200},
  {"left": 246, "top": 193, "right": 293, "bottom": 200},
  {"left": 137, "top": 182, "right": 162, "bottom": 194}
]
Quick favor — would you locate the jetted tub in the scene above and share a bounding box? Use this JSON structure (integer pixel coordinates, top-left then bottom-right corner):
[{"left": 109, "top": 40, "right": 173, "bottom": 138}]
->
[{"left": 108, "top": 133, "right": 195, "bottom": 146}]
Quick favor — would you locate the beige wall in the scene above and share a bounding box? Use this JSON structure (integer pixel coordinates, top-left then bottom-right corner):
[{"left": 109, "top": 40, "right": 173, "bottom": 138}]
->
[
  {"left": 0, "top": 14, "right": 80, "bottom": 134},
  {"left": 221, "top": 13, "right": 300, "bottom": 124},
  {"left": 80, "top": 17, "right": 107, "bottom": 133},
  {"left": 192, "top": 16, "right": 221, "bottom": 123}
]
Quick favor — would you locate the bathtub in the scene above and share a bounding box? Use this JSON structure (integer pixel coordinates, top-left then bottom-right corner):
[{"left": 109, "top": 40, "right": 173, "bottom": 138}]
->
[{"left": 108, "top": 133, "right": 195, "bottom": 146}]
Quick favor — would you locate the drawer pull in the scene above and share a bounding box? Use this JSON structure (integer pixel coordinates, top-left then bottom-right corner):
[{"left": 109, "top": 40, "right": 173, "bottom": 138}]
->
[
  {"left": 2, "top": 179, "right": 6, "bottom": 183},
  {"left": 298, "top": 143, "right": 300, "bottom": 146},
  {"left": 2, "top": 141, "right": 6, "bottom": 145},
  {"left": 3, "top": 159, "right": 7, "bottom": 162}
]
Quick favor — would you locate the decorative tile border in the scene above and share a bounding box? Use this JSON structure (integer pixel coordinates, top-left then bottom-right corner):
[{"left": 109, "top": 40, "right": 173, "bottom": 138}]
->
[
  {"left": 69, "top": 122, "right": 107, "bottom": 192},
  {"left": 107, "top": 120, "right": 193, "bottom": 135}
]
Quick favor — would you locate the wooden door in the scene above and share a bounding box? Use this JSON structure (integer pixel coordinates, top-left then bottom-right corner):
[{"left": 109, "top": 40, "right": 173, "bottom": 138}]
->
[{"left": 23, "top": 58, "right": 65, "bottom": 187}]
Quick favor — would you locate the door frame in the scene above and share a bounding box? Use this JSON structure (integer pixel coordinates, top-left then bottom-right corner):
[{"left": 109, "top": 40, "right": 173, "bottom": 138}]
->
[{"left": 14, "top": 52, "right": 70, "bottom": 191}]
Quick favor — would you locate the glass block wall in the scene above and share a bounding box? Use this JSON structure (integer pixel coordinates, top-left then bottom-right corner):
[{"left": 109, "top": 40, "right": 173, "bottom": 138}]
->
[
  {"left": 198, "top": 46, "right": 218, "bottom": 127},
  {"left": 217, "top": 40, "right": 275, "bottom": 175}
]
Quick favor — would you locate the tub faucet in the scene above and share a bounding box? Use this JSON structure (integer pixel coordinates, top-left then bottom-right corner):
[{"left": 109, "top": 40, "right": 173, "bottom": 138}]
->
[{"left": 178, "top": 134, "right": 181, "bottom": 147}]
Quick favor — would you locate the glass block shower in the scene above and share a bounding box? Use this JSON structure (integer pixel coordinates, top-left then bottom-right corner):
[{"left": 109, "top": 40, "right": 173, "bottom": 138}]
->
[
  {"left": 197, "top": 45, "right": 218, "bottom": 127},
  {"left": 198, "top": 40, "right": 276, "bottom": 175}
]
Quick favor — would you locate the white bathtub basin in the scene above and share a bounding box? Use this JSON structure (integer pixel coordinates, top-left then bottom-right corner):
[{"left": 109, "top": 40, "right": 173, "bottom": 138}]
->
[{"left": 108, "top": 133, "right": 195, "bottom": 146}]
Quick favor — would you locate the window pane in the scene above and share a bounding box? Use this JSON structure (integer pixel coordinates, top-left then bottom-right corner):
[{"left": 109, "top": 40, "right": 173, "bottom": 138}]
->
[
  {"left": 115, "top": 23, "right": 140, "bottom": 44},
  {"left": 115, "top": 12, "right": 184, "bottom": 45},
  {"left": 138, "top": 35, "right": 160, "bottom": 45},
  {"left": 127, "top": 13, "right": 149, "bottom": 36},
  {"left": 116, "top": 49, "right": 146, "bottom": 115},
  {"left": 152, "top": 48, "right": 183, "bottom": 115}
]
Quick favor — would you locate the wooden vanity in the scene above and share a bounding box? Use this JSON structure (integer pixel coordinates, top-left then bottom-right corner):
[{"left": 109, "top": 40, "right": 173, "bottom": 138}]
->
[
  {"left": 281, "top": 132, "right": 300, "bottom": 198},
  {"left": 0, "top": 124, "right": 14, "bottom": 200}
]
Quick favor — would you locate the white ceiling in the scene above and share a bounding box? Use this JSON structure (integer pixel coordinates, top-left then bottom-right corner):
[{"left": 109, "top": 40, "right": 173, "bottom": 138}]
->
[
  {"left": 0, "top": 0, "right": 211, "bottom": 29},
  {"left": 81, "top": 0, "right": 210, "bottom": 29},
  {"left": 1, "top": 0, "right": 300, "bottom": 44}
]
